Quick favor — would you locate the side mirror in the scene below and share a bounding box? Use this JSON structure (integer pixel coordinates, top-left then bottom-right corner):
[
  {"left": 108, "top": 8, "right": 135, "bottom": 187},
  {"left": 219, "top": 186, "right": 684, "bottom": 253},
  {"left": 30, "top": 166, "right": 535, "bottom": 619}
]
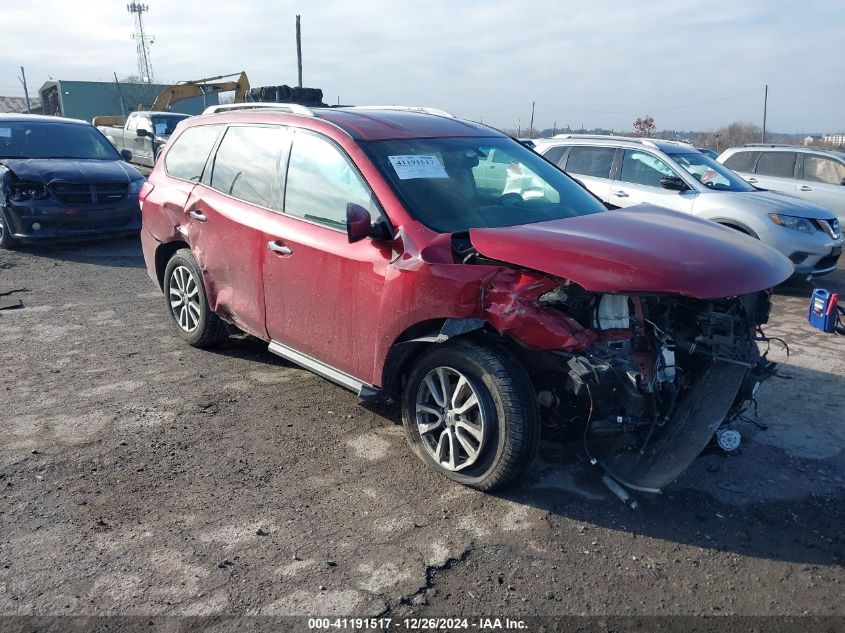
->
[
  {"left": 346, "top": 203, "right": 374, "bottom": 243},
  {"left": 346, "top": 203, "right": 390, "bottom": 243},
  {"left": 120, "top": 149, "right": 133, "bottom": 162},
  {"left": 660, "top": 175, "right": 687, "bottom": 191},
  {"left": 840, "top": 178, "right": 845, "bottom": 186},
  {"left": 136, "top": 128, "right": 149, "bottom": 138}
]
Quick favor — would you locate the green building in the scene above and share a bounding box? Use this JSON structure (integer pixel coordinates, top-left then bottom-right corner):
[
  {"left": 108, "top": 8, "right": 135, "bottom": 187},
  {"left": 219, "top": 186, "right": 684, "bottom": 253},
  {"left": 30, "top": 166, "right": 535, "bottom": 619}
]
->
[{"left": 38, "top": 80, "right": 218, "bottom": 122}]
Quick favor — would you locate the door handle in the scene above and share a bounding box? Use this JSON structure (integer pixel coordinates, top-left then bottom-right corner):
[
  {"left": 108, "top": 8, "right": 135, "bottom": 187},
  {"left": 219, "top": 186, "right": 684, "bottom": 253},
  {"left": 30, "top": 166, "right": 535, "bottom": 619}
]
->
[
  {"left": 267, "top": 241, "right": 292, "bottom": 255},
  {"left": 613, "top": 190, "right": 629, "bottom": 198},
  {"left": 188, "top": 210, "right": 207, "bottom": 222},
  {"left": 799, "top": 185, "right": 813, "bottom": 192},
  {"left": 747, "top": 177, "right": 758, "bottom": 183}
]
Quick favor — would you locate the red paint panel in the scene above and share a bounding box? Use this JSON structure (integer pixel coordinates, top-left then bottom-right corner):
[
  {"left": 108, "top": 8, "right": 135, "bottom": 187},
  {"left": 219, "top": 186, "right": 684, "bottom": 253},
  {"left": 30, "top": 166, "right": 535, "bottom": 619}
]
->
[
  {"left": 482, "top": 269, "right": 596, "bottom": 351},
  {"left": 470, "top": 206, "right": 794, "bottom": 299}
]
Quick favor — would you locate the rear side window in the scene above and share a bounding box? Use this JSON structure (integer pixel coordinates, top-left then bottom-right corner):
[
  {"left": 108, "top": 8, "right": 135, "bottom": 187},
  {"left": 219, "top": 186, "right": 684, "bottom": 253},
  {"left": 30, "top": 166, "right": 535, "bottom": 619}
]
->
[
  {"left": 165, "top": 125, "right": 222, "bottom": 182},
  {"left": 210, "top": 125, "right": 289, "bottom": 211},
  {"left": 565, "top": 146, "right": 615, "bottom": 178},
  {"left": 542, "top": 146, "right": 566, "bottom": 167},
  {"left": 722, "top": 151, "right": 758, "bottom": 172},
  {"left": 804, "top": 155, "right": 845, "bottom": 185},
  {"left": 284, "top": 131, "right": 379, "bottom": 230},
  {"left": 755, "top": 152, "right": 796, "bottom": 178}
]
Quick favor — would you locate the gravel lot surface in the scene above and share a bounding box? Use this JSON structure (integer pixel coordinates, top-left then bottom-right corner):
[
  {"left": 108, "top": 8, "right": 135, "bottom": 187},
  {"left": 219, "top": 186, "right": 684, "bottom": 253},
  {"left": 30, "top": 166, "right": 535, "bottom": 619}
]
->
[{"left": 1, "top": 239, "right": 843, "bottom": 625}]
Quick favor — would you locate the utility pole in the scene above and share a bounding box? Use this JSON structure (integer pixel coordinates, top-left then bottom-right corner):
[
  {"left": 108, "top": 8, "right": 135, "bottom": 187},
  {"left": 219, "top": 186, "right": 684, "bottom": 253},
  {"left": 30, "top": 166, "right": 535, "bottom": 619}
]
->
[
  {"left": 113, "top": 72, "right": 126, "bottom": 118},
  {"left": 296, "top": 15, "right": 303, "bottom": 89},
  {"left": 762, "top": 84, "right": 768, "bottom": 143},
  {"left": 18, "top": 66, "right": 31, "bottom": 113},
  {"left": 529, "top": 101, "right": 535, "bottom": 138},
  {"left": 552, "top": 121, "right": 556, "bottom": 136}
]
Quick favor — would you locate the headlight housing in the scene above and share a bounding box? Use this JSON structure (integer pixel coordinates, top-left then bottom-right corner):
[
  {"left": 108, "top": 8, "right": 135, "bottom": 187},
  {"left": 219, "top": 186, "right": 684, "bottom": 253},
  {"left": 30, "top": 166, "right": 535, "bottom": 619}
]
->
[
  {"left": 9, "top": 181, "right": 48, "bottom": 202},
  {"left": 769, "top": 213, "right": 816, "bottom": 234},
  {"left": 128, "top": 179, "right": 145, "bottom": 196}
]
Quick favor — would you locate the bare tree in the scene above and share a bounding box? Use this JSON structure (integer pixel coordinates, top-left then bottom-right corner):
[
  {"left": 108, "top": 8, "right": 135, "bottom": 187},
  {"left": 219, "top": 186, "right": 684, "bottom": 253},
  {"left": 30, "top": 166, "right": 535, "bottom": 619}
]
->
[
  {"left": 697, "top": 122, "right": 763, "bottom": 151},
  {"left": 633, "top": 115, "right": 656, "bottom": 137}
]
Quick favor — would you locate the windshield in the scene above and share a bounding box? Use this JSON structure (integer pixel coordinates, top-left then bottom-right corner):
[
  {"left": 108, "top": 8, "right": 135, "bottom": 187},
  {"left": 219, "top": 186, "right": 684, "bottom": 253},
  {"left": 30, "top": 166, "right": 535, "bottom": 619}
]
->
[
  {"left": 0, "top": 120, "right": 121, "bottom": 160},
  {"left": 150, "top": 115, "right": 189, "bottom": 137},
  {"left": 361, "top": 136, "right": 606, "bottom": 232},
  {"left": 668, "top": 151, "right": 754, "bottom": 192}
]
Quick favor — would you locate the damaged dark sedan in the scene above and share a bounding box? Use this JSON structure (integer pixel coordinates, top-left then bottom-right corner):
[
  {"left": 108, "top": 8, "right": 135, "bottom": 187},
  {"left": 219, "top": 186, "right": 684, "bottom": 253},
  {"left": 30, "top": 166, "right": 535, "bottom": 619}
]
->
[
  {"left": 140, "top": 107, "right": 794, "bottom": 495},
  {"left": 0, "top": 114, "right": 144, "bottom": 249}
]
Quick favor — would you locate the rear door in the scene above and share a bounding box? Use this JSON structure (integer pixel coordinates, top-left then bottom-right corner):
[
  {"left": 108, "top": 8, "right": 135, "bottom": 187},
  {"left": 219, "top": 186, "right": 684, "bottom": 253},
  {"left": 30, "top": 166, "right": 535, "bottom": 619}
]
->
[
  {"left": 797, "top": 154, "right": 845, "bottom": 222},
  {"left": 560, "top": 146, "right": 615, "bottom": 201},
  {"left": 610, "top": 149, "right": 696, "bottom": 214},
  {"left": 262, "top": 128, "right": 391, "bottom": 384},
  {"left": 749, "top": 150, "right": 797, "bottom": 193},
  {"left": 187, "top": 124, "right": 292, "bottom": 339}
]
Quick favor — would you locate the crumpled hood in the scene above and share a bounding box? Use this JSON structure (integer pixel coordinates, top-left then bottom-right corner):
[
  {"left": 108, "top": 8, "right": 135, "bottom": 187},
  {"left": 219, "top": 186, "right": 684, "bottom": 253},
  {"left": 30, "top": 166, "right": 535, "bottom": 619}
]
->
[
  {"left": 716, "top": 190, "right": 836, "bottom": 220},
  {"left": 469, "top": 206, "right": 793, "bottom": 299},
  {"left": 0, "top": 158, "right": 141, "bottom": 184}
]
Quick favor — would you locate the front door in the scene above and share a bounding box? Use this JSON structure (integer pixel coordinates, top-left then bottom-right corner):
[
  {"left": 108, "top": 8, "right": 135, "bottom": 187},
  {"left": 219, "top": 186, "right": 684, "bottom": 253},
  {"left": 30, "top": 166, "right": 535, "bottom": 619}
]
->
[
  {"left": 748, "top": 150, "right": 797, "bottom": 193},
  {"left": 262, "top": 129, "right": 391, "bottom": 384},
  {"left": 610, "top": 149, "right": 696, "bottom": 214},
  {"left": 798, "top": 154, "right": 845, "bottom": 223},
  {"left": 562, "top": 145, "right": 616, "bottom": 202}
]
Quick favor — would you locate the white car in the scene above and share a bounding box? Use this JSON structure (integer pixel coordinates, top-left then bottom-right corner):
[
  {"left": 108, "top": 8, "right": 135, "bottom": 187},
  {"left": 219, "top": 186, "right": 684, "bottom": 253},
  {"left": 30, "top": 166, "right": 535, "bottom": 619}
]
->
[
  {"left": 533, "top": 135, "right": 842, "bottom": 277},
  {"left": 718, "top": 144, "right": 845, "bottom": 224}
]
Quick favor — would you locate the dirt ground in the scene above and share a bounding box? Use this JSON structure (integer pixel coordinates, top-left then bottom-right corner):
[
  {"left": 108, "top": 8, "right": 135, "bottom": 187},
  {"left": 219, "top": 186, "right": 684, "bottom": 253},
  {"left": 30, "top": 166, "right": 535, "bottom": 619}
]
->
[{"left": 0, "top": 238, "right": 843, "bottom": 626}]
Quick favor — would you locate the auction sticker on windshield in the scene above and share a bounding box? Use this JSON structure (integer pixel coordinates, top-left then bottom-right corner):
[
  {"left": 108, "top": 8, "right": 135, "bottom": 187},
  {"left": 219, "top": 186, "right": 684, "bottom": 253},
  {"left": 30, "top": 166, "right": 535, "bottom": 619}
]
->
[
  {"left": 155, "top": 123, "right": 167, "bottom": 136},
  {"left": 388, "top": 155, "right": 448, "bottom": 180},
  {"left": 0, "top": 128, "right": 11, "bottom": 138}
]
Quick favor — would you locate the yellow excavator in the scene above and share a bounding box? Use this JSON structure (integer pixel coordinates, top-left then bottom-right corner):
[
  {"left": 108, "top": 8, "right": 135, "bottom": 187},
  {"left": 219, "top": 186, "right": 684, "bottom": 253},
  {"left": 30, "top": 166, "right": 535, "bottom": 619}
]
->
[{"left": 149, "top": 71, "right": 250, "bottom": 111}]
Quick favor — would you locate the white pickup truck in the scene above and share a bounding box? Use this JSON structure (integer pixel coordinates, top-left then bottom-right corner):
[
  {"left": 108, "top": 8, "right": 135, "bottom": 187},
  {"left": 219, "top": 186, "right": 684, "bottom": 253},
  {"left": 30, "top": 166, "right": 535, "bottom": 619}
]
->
[{"left": 95, "top": 111, "right": 190, "bottom": 168}]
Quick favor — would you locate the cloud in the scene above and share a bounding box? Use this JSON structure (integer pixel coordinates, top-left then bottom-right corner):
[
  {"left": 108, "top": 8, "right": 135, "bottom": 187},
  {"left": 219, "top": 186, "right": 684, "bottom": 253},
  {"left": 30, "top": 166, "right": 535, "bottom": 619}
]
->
[{"left": 1, "top": 0, "right": 842, "bottom": 132}]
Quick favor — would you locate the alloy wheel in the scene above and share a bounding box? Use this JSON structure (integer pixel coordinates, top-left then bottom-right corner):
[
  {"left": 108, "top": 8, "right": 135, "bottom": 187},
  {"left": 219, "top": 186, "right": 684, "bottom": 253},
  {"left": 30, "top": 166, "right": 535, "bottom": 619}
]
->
[
  {"left": 415, "top": 367, "right": 486, "bottom": 471},
  {"left": 169, "top": 265, "right": 201, "bottom": 332}
]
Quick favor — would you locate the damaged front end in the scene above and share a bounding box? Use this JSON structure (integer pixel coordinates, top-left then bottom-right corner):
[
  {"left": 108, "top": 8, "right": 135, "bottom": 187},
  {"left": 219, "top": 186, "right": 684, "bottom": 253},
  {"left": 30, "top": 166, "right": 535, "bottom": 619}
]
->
[
  {"left": 528, "top": 284, "right": 776, "bottom": 492},
  {"left": 452, "top": 223, "right": 785, "bottom": 493}
]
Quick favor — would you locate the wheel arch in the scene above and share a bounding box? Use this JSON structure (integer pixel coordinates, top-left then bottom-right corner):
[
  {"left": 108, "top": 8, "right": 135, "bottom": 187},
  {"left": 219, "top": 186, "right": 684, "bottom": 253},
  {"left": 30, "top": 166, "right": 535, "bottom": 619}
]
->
[
  {"left": 710, "top": 217, "right": 760, "bottom": 239},
  {"left": 380, "top": 317, "right": 498, "bottom": 400},
  {"left": 154, "top": 239, "right": 190, "bottom": 289}
]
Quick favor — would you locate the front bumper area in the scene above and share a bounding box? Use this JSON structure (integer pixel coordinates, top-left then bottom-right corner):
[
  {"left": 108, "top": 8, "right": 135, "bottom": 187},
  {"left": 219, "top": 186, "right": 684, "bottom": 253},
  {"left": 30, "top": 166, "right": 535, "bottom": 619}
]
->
[{"left": 4, "top": 198, "right": 141, "bottom": 243}]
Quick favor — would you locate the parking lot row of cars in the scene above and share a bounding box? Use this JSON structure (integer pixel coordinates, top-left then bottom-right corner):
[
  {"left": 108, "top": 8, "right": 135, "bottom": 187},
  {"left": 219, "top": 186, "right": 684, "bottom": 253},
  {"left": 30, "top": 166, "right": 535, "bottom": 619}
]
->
[{"left": 0, "top": 107, "right": 842, "bottom": 495}]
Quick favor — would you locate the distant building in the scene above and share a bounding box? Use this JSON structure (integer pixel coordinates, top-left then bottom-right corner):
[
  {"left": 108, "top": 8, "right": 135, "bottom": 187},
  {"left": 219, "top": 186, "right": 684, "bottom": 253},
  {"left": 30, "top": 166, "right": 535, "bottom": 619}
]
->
[
  {"left": 38, "top": 80, "right": 218, "bottom": 122},
  {"left": 0, "top": 95, "right": 42, "bottom": 114},
  {"left": 822, "top": 134, "right": 845, "bottom": 146},
  {"left": 803, "top": 136, "right": 814, "bottom": 146}
]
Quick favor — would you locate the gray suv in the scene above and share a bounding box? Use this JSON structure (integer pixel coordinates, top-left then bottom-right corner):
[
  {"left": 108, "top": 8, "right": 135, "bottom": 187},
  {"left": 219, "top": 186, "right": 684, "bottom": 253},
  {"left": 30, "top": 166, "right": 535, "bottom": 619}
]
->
[
  {"left": 533, "top": 135, "right": 843, "bottom": 277},
  {"left": 718, "top": 144, "right": 845, "bottom": 224}
]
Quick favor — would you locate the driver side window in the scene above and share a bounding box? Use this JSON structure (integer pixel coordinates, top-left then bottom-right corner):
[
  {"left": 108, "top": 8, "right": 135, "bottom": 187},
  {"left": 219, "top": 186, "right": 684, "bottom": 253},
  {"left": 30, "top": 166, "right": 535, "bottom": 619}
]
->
[
  {"left": 284, "top": 131, "right": 379, "bottom": 230},
  {"left": 620, "top": 150, "right": 675, "bottom": 187}
]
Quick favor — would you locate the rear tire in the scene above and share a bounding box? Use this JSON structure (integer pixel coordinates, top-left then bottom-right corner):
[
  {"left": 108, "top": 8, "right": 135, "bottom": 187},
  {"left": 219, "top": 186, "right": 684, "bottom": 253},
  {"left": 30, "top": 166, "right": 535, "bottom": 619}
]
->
[
  {"left": 163, "top": 248, "right": 227, "bottom": 348},
  {"left": 0, "top": 208, "right": 20, "bottom": 250},
  {"left": 401, "top": 339, "right": 539, "bottom": 491}
]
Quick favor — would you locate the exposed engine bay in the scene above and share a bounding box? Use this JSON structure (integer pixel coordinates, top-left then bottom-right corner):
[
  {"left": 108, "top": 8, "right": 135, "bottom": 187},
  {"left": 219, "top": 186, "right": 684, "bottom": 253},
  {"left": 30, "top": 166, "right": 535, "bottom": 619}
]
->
[
  {"left": 534, "top": 283, "right": 775, "bottom": 491},
  {"left": 454, "top": 234, "right": 779, "bottom": 493}
]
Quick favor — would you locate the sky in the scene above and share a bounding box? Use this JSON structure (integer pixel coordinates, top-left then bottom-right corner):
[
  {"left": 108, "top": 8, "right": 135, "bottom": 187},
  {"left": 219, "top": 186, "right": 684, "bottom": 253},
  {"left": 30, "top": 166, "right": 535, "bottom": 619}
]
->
[{"left": 0, "top": 0, "right": 842, "bottom": 133}]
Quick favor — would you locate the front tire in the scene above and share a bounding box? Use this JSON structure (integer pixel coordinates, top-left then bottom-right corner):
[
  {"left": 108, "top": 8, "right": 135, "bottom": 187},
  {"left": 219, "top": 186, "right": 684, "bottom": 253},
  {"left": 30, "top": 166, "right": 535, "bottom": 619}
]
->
[
  {"left": 0, "top": 208, "right": 20, "bottom": 250},
  {"left": 163, "top": 248, "right": 227, "bottom": 348},
  {"left": 402, "top": 340, "right": 539, "bottom": 491}
]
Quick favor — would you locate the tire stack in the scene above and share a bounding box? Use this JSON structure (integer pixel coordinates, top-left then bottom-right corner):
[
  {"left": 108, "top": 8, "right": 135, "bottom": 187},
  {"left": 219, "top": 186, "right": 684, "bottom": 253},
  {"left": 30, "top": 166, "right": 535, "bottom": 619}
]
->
[{"left": 248, "top": 85, "right": 325, "bottom": 106}]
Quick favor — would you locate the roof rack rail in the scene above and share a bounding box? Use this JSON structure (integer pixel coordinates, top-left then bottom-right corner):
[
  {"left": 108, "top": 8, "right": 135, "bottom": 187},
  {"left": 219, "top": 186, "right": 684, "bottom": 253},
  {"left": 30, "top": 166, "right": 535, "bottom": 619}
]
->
[
  {"left": 349, "top": 105, "right": 455, "bottom": 118},
  {"left": 202, "top": 102, "right": 316, "bottom": 116},
  {"left": 741, "top": 143, "right": 800, "bottom": 148},
  {"left": 551, "top": 133, "right": 659, "bottom": 148}
]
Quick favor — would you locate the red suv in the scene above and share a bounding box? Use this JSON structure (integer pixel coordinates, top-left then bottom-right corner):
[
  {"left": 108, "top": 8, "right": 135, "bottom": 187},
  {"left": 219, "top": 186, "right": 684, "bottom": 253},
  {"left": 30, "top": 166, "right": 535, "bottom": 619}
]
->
[{"left": 140, "top": 106, "right": 792, "bottom": 493}]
